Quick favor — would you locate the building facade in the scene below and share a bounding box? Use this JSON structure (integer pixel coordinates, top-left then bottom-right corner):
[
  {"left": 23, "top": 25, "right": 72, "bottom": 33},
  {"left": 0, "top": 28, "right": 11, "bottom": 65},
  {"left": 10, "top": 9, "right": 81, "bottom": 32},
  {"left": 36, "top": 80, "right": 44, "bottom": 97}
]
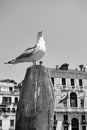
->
[
  {"left": 0, "top": 79, "right": 20, "bottom": 130},
  {"left": 49, "top": 64, "right": 87, "bottom": 130},
  {"left": 1, "top": 63, "right": 87, "bottom": 130}
]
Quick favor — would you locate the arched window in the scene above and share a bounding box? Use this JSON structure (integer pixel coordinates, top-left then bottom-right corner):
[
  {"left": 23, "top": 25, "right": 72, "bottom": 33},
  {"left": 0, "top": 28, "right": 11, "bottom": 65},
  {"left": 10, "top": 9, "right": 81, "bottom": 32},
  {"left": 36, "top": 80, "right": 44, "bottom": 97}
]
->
[
  {"left": 71, "top": 118, "right": 79, "bottom": 130},
  {"left": 70, "top": 92, "right": 77, "bottom": 107}
]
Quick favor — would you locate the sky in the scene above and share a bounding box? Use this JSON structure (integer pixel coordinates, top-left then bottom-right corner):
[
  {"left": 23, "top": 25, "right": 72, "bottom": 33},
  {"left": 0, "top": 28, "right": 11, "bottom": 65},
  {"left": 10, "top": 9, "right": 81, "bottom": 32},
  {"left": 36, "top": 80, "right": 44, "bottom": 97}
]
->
[{"left": 0, "top": 0, "right": 87, "bottom": 83}]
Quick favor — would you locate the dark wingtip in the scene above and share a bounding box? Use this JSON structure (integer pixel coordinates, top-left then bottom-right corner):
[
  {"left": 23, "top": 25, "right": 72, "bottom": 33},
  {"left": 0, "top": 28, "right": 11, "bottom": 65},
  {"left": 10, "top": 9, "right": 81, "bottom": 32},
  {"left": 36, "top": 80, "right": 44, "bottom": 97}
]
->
[
  {"left": 4, "top": 61, "right": 12, "bottom": 64},
  {"left": 4, "top": 62, "right": 8, "bottom": 64}
]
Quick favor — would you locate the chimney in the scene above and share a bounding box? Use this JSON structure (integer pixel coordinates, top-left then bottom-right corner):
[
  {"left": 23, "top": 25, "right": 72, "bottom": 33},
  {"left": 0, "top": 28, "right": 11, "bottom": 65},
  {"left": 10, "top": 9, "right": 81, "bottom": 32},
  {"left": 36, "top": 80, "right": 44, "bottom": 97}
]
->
[
  {"left": 79, "top": 65, "right": 84, "bottom": 71},
  {"left": 39, "top": 61, "right": 43, "bottom": 65},
  {"left": 56, "top": 65, "right": 59, "bottom": 70},
  {"left": 59, "top": 63, "right": 69, "bottom": 70},
  {"left": 83, "top": 67, "right": 86, "bottom": 72},
  {"left": 75, "top": 68, "right": 78, "bottom": 71}
]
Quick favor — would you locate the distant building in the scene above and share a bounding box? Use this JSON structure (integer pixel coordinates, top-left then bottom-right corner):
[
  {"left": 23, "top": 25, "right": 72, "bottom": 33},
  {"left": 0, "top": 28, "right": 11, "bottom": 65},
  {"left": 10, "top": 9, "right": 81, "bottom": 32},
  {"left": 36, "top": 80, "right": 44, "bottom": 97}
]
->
[
  {"left": 0, "top": 79, "right": 20, "bottom": 130},
  {"left": 48, "top": 63, "right": 87, "bottom": 130}
]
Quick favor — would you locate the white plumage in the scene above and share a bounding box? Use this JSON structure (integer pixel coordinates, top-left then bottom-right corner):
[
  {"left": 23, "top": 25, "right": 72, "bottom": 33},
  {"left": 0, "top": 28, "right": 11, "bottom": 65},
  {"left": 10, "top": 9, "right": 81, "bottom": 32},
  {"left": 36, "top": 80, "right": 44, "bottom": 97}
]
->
[{"left": 5, "top": 31, "right": 46, "bottom": 65}]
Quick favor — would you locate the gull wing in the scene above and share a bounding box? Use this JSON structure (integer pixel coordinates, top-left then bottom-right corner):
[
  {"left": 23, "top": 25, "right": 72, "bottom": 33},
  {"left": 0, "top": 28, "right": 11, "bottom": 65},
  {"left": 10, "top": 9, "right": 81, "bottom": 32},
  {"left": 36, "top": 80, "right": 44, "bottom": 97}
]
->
[
  {"left": 16, "top": 45, "right": 37, "bottom": 60},
  {"left": 4, "top": 45, "right": 40, "bottom": 64},
  {"left": 25, "top": 46, "right": 36, "bottom": 51}
]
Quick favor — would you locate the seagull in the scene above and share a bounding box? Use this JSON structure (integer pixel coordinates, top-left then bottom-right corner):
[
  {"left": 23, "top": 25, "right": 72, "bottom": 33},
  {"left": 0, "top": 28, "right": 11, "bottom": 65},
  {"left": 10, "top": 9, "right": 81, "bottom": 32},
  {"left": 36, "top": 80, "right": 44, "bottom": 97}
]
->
[{"left": 5, "top": 31, "right": 46, "bottom": 65}]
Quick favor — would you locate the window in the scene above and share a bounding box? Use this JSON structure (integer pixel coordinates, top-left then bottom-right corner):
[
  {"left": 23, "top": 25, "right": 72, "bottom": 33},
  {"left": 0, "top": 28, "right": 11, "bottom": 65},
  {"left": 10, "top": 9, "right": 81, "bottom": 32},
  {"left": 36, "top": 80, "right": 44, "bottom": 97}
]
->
[
  {"left": 3, "top": 97, "right": 7, "bottom": 103},
  {"left": 81, "top": 99, "right": 84, "bottom": 108},
  {"left": 64, "top": 126, "right": 68, "bottom": 130},
  {"left": 62, "top": 78, "right": 66, "bottom": 85},
  {"left": 12, "top": 108, "right": 15, "bottom": 113},
  {"left": 81, "top": 115, "right": 85, "bottom": 121},
  {"left": 81, "top": 115, "right": 86, "bottom": 130},
  {"left": 82, "top": 126, "right": 86, "bottom": 130},
  {"left": 79, "top": 79, "right": 83, "bottom": 86},
  {"left": 2, "top": 108, "right": 6, "bottom": 112},
  {"left": 53, "top": 114, "right": 57, "bottom": 130},
  {"left": 63, "top": 100, "right": 67, "bottom": 107},
  {"left": 15, "top": 97, "right": 18, "bottom": 104},
  {"left": 10, "top": 120, "right": 14, "bottom": 127},
  {"left": 63, "top": 115, "right": 68, "bottom": 130},
  {"left": 81, "top": 115, "right": 86, "bottom": 126},
  {"left": 7, "top": 108, "right": 10, "bottom": 112},
  {"left": 70, "top": 92, "right": 77, "bottom": 107},
  {"left": 64, "top": 115, "right": 68, "bottom": 121},
  {"left": 72, "top": 118, "right": 79, "bottom": 130},
  {"left": 0, "top": 120, "right": 2, "bottom": 126},
  {"left": 71, "top": 79, "right": 74, "bottom": 86},
  {"left": 9, "top": 87, "right": 13, "bottom": 92},
  {"left": 2, "top": 97, "right": 11, "bottom": 104},
  {"left": 0, "top": 108, "right": 2, "bottom": 113},
  {"left": 51, "top": 77, "right": 54, "bottom": 85}
]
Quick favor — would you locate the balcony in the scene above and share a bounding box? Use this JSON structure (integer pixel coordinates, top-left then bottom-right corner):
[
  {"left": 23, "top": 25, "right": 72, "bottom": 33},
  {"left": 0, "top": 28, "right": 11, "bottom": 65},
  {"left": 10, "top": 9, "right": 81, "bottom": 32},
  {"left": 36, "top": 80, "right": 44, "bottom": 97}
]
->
[
  {"left": 0, "top": 106, "right": 16, "bottom": 116},
  {"left": 81, "top": 120, "right": 87, "bottom": 125},
  {"left": 79, "top": 86, "right": 84, "bottom": 92},
  {"left": 62, "top": 120, "right": 69, "bottom": 126},
  {"left": 63, "top": 85, "right": 66, "bottom": 89},
  {"left": 0, "top": 89, "right": 19, "bottom": 95},
  {"left": 1, "top": 102, "right": 11, "bottom": 105},
  {"left": 72, "top": 86, "right": 75, "bottom": 89},
  {"left": 55, "top": 107, "right": 87, "bottom": 113},
  {"left": 3, "top": 113, "right": 9, "bottom": 118},
  {"left": 61, "top": 86, "right": 68, "bottom": 91},
  {"left": 14, "top": 90, "right": 20, "bottom": 95},
  {"left": 61, "top": 85, "right": 76, "bottom": 91},
  {"left": 9, "top": 127, "right": 15, "bottom": 130}
]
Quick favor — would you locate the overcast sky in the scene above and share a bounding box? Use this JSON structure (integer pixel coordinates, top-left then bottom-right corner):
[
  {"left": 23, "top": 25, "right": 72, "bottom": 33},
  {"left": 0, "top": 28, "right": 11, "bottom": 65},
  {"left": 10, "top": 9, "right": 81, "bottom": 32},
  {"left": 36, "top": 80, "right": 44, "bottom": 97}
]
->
[{"left": 0, "top": 0, "right": 87, "bottom": 83}]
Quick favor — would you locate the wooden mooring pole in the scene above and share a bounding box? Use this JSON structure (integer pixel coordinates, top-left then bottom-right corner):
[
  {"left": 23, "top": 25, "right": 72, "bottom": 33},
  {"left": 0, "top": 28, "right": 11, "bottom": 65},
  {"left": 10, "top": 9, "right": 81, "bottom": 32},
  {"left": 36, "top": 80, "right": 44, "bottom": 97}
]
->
[{"left": 15, "top": 65, "right": 54, "bottom": 130}]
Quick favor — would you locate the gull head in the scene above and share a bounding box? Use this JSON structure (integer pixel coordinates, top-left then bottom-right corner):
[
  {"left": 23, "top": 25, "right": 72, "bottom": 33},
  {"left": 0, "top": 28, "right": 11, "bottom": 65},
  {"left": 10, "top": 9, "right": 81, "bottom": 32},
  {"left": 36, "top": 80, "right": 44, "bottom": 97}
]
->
[
  {"left": 37, "top": 31, "right": 43, "bottom": 40},
  {"left": 36, "top": 31, "right": 43, "bottom": 43},
  {"left": 37, "top": 31, "right": 43, "bottom": 38}
]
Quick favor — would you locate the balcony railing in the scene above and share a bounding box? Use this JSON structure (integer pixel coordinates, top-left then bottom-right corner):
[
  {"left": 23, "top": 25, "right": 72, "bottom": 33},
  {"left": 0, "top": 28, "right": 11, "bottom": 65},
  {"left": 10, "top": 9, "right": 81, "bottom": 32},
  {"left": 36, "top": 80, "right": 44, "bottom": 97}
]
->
[
  {"left": 61, "top": 86, "right": 67, "bottom": 91},
  {"left": 3, "top": 113, "right": 9, "bottom": 118},
  {"left": 1, "top": 102, "right": 11, "bottom": 105},
  {"left": 55, "top": 84, "right": 85, "bottom": 90},
  {"left": 9, "top": 127, "right": 15, "bottom": 130},
  {"left": 0, "top": 90, "right": 19, "bottom": 95},
  {"left": 62, "top": 120, "right": 69, "bottom": 126},
  {"left": 0, "top": 107, "right": 16, "bottom": 115},
  {"left": 55, "top": 107, "right": 87, "bottom": 113},
  {"left": 72, "top": 86, "right": 75, "bottom": 89},
  {"left": 81, "top": 120, "right": 87, "bottom": 125}
]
